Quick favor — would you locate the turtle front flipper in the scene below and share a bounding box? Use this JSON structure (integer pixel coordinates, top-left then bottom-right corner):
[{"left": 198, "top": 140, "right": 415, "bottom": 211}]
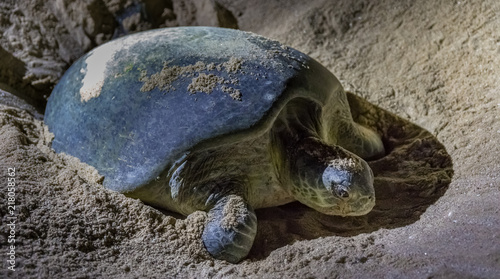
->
[
  {"left": 337, "top": 121, "right": 385, "bottom": 160},
  {"left": 202, "top": 194, "right": 257, "bottom": 263}
]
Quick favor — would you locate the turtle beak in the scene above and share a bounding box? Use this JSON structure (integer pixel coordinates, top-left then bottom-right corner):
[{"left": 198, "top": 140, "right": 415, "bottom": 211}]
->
[
  {"left": 339, "top": 193, "right": 375, "bottom": 216},
  {"left": 320, "top": 192, "right": 375, "bottom": 216}
]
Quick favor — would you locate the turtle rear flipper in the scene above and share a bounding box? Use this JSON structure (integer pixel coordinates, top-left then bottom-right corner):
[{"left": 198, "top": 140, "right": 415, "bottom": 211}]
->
[{"left": 202, "top": 195, "right": 257, "bottom": 263}]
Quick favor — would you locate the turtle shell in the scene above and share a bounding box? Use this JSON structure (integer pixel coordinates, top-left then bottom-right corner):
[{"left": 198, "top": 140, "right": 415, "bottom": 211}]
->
[{"left": 45, "top": 27, "right": 339, "bottom": 193}]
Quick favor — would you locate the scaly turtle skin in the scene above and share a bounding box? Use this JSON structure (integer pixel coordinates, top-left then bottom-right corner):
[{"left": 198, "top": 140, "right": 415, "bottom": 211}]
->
[{"left": 45, "top": 27, "right": 385, "bottom": 263}]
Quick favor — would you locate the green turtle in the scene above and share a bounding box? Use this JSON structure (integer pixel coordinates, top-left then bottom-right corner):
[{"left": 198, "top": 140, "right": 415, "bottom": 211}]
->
[{"left": 44, "top": 27, "right": 385, "bottom": 263}]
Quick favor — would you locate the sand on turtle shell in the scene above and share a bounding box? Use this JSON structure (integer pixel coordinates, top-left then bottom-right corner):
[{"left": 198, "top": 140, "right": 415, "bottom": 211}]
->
[
  {"left": 140, "top": 57, "right": 243, "bottom": 99},
  {"left": 188, "top": 73, "right": 223, "bottom": 94},
  {"left": 1, "top": 0, "right": 500, "bottom": 278},
  {"left": 222, "top": 57, "right": 243, "bottom": 73}
]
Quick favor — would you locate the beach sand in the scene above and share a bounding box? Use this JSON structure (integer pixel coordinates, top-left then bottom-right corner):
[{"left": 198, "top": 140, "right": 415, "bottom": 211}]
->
[{"left": 1, "top": 0, "right": 499, "bottom": 278}]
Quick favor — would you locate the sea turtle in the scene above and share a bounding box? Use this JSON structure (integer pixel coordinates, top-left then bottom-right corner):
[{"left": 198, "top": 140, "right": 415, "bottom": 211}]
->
[{"left": 44, "top": 27, "right": 385, "bottom": 263}]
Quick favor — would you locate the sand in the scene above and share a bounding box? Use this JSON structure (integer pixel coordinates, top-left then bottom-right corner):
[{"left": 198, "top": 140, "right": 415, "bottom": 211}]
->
[{"left": 1, "top": 0, "right": 499, "bottom": 278}]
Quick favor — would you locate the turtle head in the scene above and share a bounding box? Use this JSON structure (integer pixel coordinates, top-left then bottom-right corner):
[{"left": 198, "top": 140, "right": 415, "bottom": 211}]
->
[
  {"left": 288, "top": 139, "right": 376, "bottom": 217},
  {"left": 319, "top": 156, "right": 375, "bottom": 216}
]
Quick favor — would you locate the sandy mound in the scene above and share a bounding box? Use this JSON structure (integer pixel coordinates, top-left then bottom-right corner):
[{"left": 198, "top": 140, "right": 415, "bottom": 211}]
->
[{"left": 1, "top": 0, "right": 499, "bottom": 278}]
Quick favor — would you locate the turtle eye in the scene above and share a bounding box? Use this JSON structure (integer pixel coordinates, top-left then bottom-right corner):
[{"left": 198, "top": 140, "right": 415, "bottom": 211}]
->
[
  {"left": 334, "top": 187, "right": 349, "bottom": 199},
  {"left": 323, "top": 166, "right": 352, "bottom": 198}
]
